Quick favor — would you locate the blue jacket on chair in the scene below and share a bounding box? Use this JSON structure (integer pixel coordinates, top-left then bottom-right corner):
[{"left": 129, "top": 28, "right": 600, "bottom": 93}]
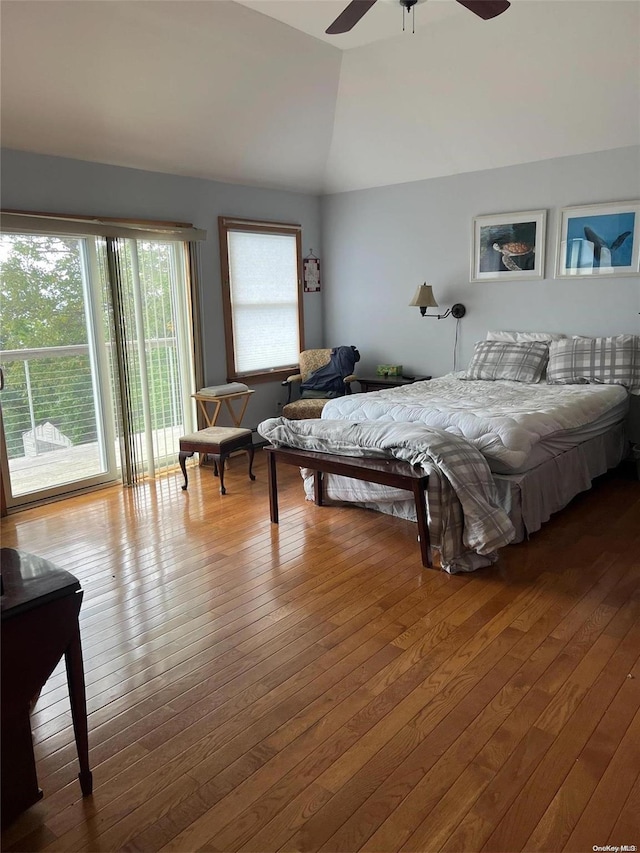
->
[{"left": 300, "top": 346, "right": 360, "bottom": 398}]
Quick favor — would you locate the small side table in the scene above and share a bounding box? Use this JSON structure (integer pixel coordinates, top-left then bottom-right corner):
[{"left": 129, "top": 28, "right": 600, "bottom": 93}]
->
[
  {"left": 192, "top": 387, "right": 255, "bottom": 428},
  {"left": 1, "top": 548, "right": 92, "bottom": 827},
  {"left": 358, "top": 375, "right": 431, "bottom": 393}
]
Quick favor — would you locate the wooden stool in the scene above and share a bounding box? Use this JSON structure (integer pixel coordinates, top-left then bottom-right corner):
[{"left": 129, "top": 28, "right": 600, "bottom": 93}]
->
[{"left": 179, "top": 427, "right": 255, "bottom": 494}]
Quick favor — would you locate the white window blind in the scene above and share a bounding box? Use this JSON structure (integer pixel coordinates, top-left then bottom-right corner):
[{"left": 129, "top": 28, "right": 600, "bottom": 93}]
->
[{"left": 227, "top": 230, "right": 300, "bottom": 373}]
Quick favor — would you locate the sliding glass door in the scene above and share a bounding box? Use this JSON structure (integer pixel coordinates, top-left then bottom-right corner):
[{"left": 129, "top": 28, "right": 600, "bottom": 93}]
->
[
  {"left": 102, "top": 237, "right": 196, "bottom": 482},
  {"left": 0, "top": 234, "right": 117, "bottom": 506},
  {"left": 0, "top": 231, "right": 196, "bottom": 509}
]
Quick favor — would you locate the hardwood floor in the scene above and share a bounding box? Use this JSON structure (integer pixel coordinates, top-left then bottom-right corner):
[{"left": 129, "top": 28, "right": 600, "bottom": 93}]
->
[{"left": 1, "top": 450, "right": 639, "bottom": 853}]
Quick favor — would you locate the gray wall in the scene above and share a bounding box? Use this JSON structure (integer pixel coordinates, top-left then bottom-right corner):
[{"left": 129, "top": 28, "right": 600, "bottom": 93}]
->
[
  {"left": 321, "top": 146, "right": 640, "bottom": 379},
  {"left": 0, "top": 148, "right": 324, "bottom": 428},
  {"left": 3, "top": 146, "right": 639, "bottom": 423}
]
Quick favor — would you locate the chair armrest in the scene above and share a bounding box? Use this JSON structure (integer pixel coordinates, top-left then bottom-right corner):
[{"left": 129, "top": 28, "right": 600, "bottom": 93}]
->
[
  {"left": 281, "top": 373, "right": 302, "bottom": 404},
  {"left": 344, "top": 374, "right": 357, "bottom": 395}
]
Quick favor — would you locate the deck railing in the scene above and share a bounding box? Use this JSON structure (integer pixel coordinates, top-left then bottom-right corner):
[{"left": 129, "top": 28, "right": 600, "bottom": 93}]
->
[{"left": 1, "top": 338, "right": 184, "bottom": 464}]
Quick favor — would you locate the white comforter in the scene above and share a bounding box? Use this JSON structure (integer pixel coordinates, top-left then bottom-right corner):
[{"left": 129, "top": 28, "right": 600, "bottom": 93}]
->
[{"left": 322, "top": 374, "right": 627, "bottom": 471}]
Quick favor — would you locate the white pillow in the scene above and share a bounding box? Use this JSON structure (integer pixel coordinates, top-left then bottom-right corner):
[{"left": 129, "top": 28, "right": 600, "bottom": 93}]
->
[{"left": 487, "top": 330, "right": 566, "bottom": 343}]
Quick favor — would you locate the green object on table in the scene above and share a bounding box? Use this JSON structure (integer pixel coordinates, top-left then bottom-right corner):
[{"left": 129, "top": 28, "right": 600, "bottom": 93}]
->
[{"left": 376, "top": 364, "right": 403, "bottom": 376}]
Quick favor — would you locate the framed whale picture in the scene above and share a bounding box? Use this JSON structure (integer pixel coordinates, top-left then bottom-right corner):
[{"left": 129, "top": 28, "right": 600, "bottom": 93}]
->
[
  {"left": 471, "top": 210, "right": 547, "bottom": 282},
  {"left": 556, "top": 201, "right": 640, "bottom": 277}
]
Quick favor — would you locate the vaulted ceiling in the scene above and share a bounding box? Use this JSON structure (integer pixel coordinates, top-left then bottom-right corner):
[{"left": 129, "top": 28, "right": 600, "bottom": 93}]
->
[{"left": 1, "top": 0, "right": 638, "bottom": 194}]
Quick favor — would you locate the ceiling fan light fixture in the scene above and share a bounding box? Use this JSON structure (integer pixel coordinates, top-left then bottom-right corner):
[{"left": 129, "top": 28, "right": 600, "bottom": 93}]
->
[{"left": 400, "top": 0, "right": 419, "bottom": 33}]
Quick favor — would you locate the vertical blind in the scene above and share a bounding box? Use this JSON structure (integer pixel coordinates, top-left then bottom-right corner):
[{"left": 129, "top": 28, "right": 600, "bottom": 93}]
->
[{"left": 102, "top": 237, "right": 200, "bottom": 484}]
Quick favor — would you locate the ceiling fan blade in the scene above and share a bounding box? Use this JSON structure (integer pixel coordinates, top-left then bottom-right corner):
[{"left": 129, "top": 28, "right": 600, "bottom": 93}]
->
[
  {"left": 455, "top": 0, "right": 510, "bottom": 20},
  {"left": 326, "top": 0, "right": 378, "bottom": 34}
]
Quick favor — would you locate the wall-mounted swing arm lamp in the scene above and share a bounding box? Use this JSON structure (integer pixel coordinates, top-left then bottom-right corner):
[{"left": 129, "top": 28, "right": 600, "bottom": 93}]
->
[{"left": 409, "top": 283, "right": 466, "bottom": 319}]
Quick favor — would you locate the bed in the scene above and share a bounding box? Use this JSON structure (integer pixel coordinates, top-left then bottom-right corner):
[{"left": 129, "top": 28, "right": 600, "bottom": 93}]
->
[{"left": 259, "top": 333, "right": 637, "bottom": 573}]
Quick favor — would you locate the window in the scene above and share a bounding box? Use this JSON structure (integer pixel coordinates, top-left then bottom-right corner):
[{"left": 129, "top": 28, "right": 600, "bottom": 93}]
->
[
  {"left": 219, "top": 217, "right": 304, "bottom": 383},
  {"left": 1, "top": 211, "right": 205, "bottom": 505}
]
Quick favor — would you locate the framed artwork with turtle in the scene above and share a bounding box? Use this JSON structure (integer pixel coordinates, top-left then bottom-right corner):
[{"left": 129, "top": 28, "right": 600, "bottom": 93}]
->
[
  {"left": 471, "top": 210, "right": 547, "bottom": 282},
  {"left": 555, "top": 200, "right": 640, "bottom": 278}
]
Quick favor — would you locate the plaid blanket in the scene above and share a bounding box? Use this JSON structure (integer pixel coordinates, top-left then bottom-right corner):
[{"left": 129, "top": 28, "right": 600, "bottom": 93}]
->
[{"left": 257, "top": 418, "right": 516, "bottom": 574}]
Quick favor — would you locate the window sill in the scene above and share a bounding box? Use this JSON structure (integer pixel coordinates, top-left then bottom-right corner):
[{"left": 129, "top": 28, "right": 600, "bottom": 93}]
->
[{"left": 231, "top": 368, "right": 296, "bottom": 385}]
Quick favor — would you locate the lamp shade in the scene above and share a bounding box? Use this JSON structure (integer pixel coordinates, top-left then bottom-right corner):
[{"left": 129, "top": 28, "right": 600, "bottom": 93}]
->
[{"left": 409, "top": 283, "right": 439, "bottom": 309}]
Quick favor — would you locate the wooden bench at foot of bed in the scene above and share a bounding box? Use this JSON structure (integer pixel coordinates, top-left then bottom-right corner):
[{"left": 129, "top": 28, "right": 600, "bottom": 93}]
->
[{"left": 263, "top": 445, "right": 432, "bottom": 568}]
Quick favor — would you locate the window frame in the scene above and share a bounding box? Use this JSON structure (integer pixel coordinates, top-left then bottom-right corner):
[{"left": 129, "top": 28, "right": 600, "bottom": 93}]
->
[{"left": 218, "top": 216, "right": 305, "bottom": 384}]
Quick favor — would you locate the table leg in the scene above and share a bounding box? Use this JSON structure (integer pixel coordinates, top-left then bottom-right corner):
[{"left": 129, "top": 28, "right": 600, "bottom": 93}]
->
[
  {"left": 267, "top": 453, "right": 279, "bottom": 523},
  {"left": 412, "top": 480, "right": 432, "bottom": 568},
  {"left": 314, "top": 470, "right": 324, "bottom": 506},
  {"left": 0, "top": 707, "right": 42, "bottom": 827},
  {"left": 179, "top": 450, "right": 194, "bottom": 490},
  {"left": 197, "top": 398, "right": 221, "bottom": 428},
  {"left": 215, "top": 453, "right": 226, "bottom": 494},
  {"left": 224, "top": 393, "right": 252, "bottom": 427},
  {"left": 64, "top": 622, "right": 93, "bottom": 796},
  {"left": 246, "top": 445, "right": 256, "bottom": 482}
]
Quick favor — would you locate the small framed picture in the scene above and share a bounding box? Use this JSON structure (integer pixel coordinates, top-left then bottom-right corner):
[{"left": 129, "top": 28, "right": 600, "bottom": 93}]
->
[
  {"left": 471, "top": 210, "right": 547, "bottom": 282},
  {"left": 555, "top": 200, "right": 640, "bottom": 277},
  {"left": 303, "top": 254, "right": 321, "bottom": 292}
]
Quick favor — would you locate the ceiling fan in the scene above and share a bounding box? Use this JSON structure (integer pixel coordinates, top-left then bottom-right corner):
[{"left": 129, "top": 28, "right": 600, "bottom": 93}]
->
[{"left": 326, "top": 0, "right": 510, "bottom": 35}]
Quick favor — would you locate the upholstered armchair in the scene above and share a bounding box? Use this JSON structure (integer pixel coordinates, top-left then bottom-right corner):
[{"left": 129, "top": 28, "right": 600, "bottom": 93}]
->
[{"left": 281, "top": 348, "right": 358, "bottom": 420}]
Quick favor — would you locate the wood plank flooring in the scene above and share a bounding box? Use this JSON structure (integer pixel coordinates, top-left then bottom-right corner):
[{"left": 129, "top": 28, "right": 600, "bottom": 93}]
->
[{"left": 1, "top": 450, "right": 639, "bottom": 852}]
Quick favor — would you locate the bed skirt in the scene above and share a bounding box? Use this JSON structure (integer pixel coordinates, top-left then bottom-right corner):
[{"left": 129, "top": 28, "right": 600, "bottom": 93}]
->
[
  {"left": 493, "top": 423, "right": 626, "bottom": 542},
  {"left": 303, "top": 424, "right": 627, "bottom": 548}
]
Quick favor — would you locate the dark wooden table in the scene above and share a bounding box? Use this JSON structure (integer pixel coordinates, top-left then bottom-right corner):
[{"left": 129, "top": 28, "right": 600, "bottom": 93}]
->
[
  {"left": 1, "top": 548, "right": 93, "bottom": 828},
  {"left": 358, "top": 375, "right": 431, "bottom": 393},
  {"left": 264, "top": 445, "right": 432, "bottom": 568}
]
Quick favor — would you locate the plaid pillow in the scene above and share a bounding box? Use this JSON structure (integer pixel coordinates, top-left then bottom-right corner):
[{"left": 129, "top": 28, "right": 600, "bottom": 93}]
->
[
  {"left": 547, "top": 335, "right": 639, "bottom": 388},
  {"left": 461, "top": 341, "right": 549, "bottom": 383}
]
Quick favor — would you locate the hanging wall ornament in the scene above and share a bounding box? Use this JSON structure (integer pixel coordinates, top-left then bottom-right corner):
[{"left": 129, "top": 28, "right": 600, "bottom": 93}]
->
[{"left": 303, "top": 250, "right": 321, "bottom": 292}]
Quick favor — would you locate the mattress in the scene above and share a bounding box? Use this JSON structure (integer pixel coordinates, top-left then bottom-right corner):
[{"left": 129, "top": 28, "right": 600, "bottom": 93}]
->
[
  {"left": 487, "top": 396, "right": 628, "bottom": 473},
  {"left": 322, "top": 373, "right": 629, "bottom": 473}
]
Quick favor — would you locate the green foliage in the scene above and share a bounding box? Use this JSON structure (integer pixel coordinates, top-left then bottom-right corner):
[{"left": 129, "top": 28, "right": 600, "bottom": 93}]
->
[
  {"left": 0, "top": 235, "right": 88, "bottom": 350},
  {"left": 1, "top": 235, "right": 187, "bottom": 461}
]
